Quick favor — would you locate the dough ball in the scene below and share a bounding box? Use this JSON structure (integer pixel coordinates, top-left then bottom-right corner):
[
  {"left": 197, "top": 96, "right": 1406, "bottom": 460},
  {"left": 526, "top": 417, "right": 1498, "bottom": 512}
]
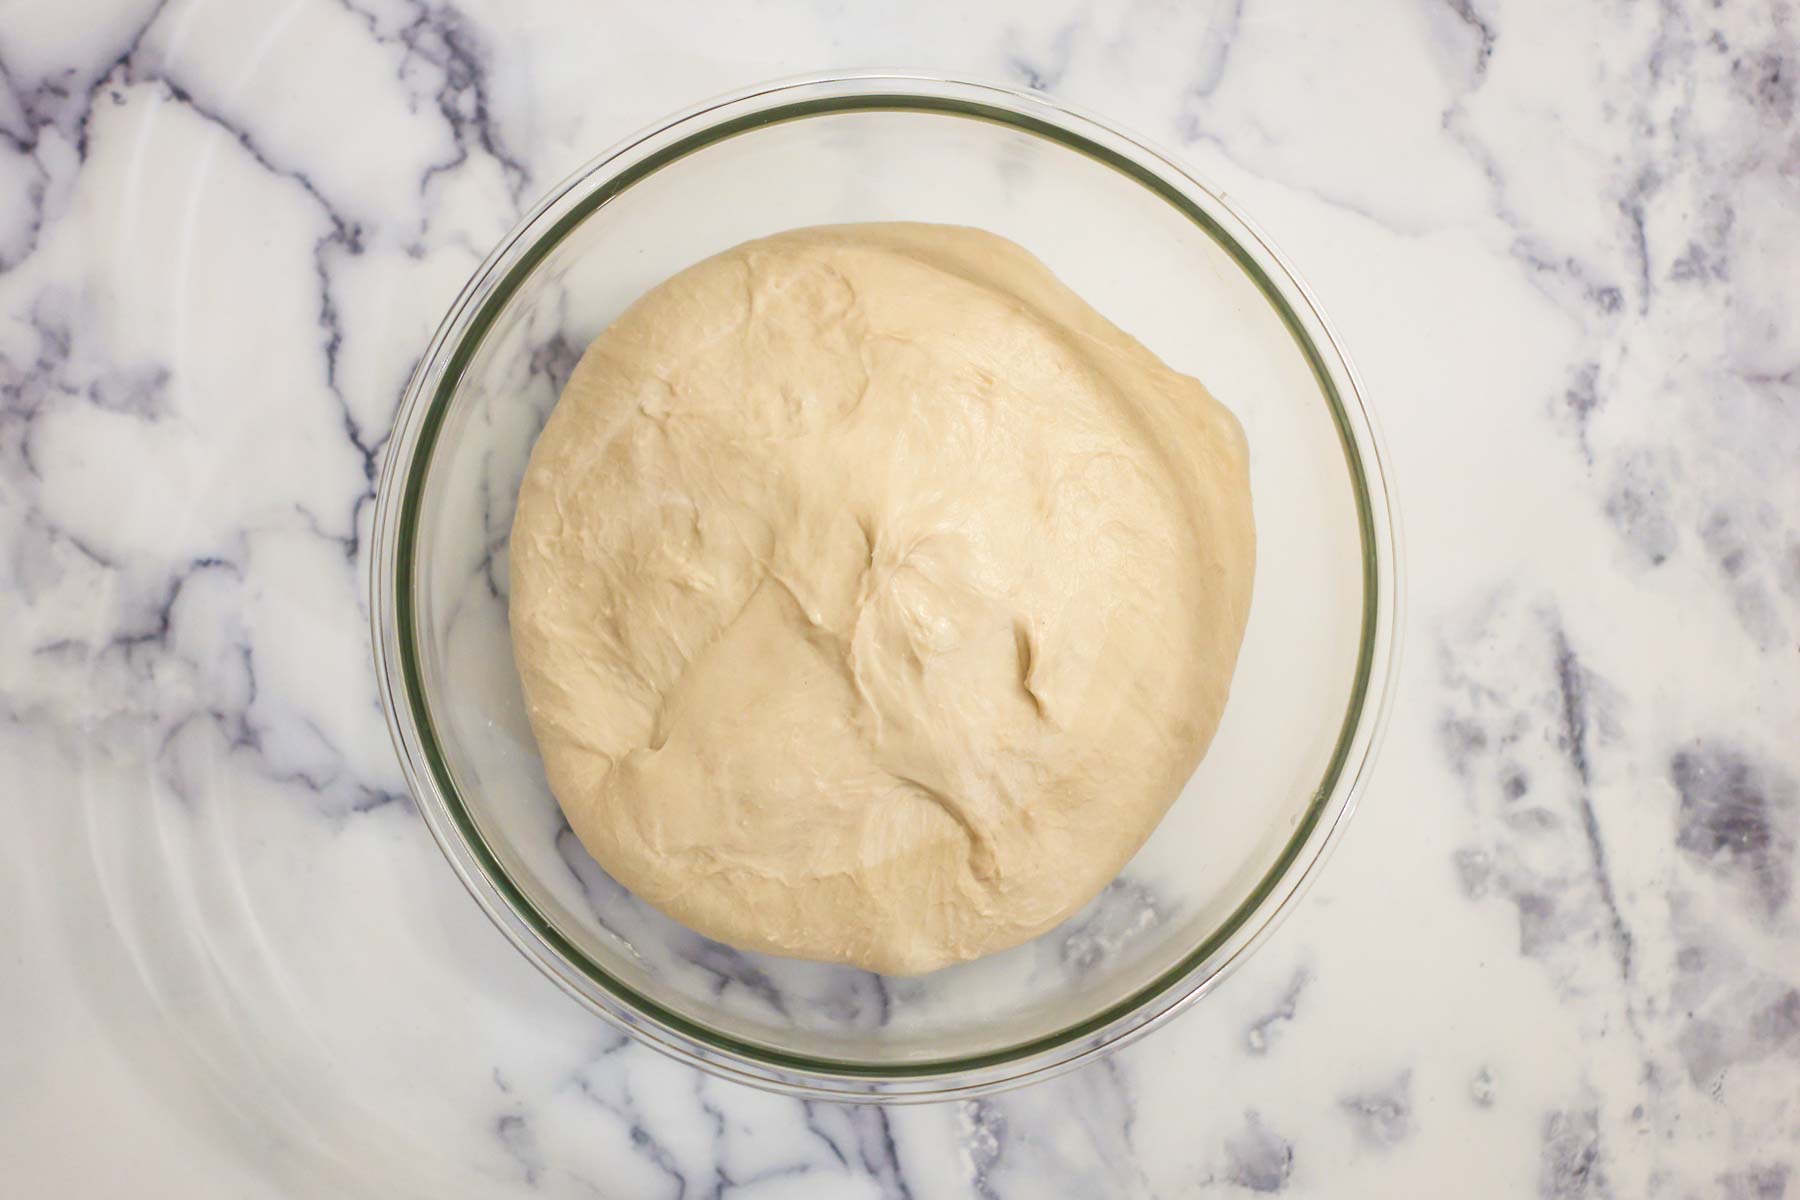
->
[{"left": 509, "top": 223, "right": 1254, "bottom": 975}]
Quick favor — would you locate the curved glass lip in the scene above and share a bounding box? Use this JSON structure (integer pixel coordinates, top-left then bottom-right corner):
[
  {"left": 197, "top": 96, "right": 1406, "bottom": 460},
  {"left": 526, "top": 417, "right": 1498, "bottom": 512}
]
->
[{"left": 370, "top": 72, "right": 1403, "bottom": 1100}]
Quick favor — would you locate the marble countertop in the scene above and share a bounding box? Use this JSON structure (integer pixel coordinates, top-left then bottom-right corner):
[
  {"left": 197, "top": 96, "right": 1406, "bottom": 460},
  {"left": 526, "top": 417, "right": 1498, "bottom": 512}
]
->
[{"left": 3, "top": 0, "right": 1796, "bottom": 1195}]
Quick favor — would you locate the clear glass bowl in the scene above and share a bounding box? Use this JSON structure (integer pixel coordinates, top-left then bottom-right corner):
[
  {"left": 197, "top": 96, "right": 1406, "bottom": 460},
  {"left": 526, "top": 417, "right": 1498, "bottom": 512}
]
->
[{"left": 370, "top": 73, "right": 1400, "bottom": 1100}]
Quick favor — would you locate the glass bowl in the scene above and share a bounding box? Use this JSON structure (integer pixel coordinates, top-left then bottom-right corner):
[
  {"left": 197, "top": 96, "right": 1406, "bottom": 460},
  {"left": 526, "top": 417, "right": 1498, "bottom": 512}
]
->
[{"left": 370, "top": 73, "right": 1400, "bottom": 1101}]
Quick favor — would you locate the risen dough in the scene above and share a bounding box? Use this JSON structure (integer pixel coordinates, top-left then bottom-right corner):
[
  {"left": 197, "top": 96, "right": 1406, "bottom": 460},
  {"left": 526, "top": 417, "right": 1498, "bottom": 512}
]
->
[{"left": 509, "top": 224, "right": 1254, "bottom": 975}]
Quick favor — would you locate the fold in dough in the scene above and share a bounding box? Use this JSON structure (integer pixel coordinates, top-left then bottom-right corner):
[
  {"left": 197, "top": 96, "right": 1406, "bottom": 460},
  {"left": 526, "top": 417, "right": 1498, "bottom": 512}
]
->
[{"left": 509, "top": 223, "right": 1254, "bottom": 975}]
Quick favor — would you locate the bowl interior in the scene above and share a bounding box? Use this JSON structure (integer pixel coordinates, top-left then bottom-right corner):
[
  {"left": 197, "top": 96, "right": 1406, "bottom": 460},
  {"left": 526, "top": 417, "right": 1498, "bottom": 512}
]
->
[{"left": 405, "top": 103, "right": 1369, "bottom": 1070}]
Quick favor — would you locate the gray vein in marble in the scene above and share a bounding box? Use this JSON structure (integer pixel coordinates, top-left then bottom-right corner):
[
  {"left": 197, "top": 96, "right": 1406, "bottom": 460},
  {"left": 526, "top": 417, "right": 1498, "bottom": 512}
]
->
[
  {"left": 1440, "top": 0, "right": 1496, "bottom": 84},
  {"left": 1540, "top": 1105, "right": 1608, "bottom": 1200},
  {"left": 567, "top": 1056, "right": 689, "bottom": 1199},
  {"left": 1698, "top": 508, "right": 1788, "bottom": 651},
  {"left": 692, "top": 1080, "right": 740, "bottom": 1199},
  {"left": 1453, "top": 845, "right": 1493, "bottom": 900},
  {"left": 69, "top": 2, "right": 169, "bottom": 158},
  {"left": 1176, "top": 119, "right": 1431, "bottom": 243},
  {"left": 0, "top": 0, "right": 164, "bottom": 269},
  {"left": 1732, "top": 43, "right": 1798, "bottom": 122},
  {"left": 1670, "top": 743, "right": 1796, "bottom": 920},
  {"left": 1470, "top": 1066, "right": 1497, "bottom": 1108},
  {"left": 5, "top": 300, "right": 105, "bottom": 488},
  {"left": 1006, "top": 21, "right": 1077, "bottom": 94},
  {"left": 1440, "top": 604, "right": 1633, "bottom": 977},
  {"left": 122, "top": 550, "right": 406, "bottom": 821},
  {"left": 1090, "top": 1056, "right": 1141, "bottom": 1167},
  {"left": 795, "top": 1101, "right": 853, "bottom": 1173},
  {"left": 330, "top": 0, "right": 530, "bottom": 203},
  {"left": 76, "top": 0, "right": 532, "bottom": 569},
  {"left": 1223, "top": 1111, "right": 1293, "bottom": 1194},
  {"left": 1674, "top": 977, "right": 1800, "bottom": 1092},
  {"left": 1719, "top": 1163, "right": 1792, "bottom": 1200},
  {"left": 799, "top": 1100, "right": 915, "bottom": 1200},
  {"left": 1552, "top": 628, "right": 1635, "bottom": 983},
  {"left": 1668, "top": 201, "right": 1732, "bottom": 284},
  {"left": 1338, "top": 1070, "right": 1413, "bottom": 1149},
  {"left": 1244, "top": 965, "right": 1307, "bottom": 1055},
  {"left": 1057, "top": 876, "right": 1165, "bottom": 972},
  {"left": 1435, "top": 9, "right": 1668, "bottom": 322},
  {"left": 1666, "top": 887, "right": 1800, "bottom": 1100},
  {"left": 1437, "top": 595, "right": 1667, "bottom": 1166},
  {"left": 960, "top": 1098, "right": 1005, "bottom": 1200},
  {"left": 1617, "top": 168, "right": 1657, "bottom": 318},
  {"left": 1602, "top": 447, "right": 1681, "bottom": 567},
  {"left": 1188, "top": 0, "right": 1245, "bottom": 101},
  {"left": 1561, "top": 362, "right": 1602, "bottom": 465},
  {"left": 78, "top": 21, "right": 381, "bottom": 555},
  {"left": 493, "top": 1113, "right": 545, "bottom": 1189},
  {"left": 684, "top": 940, "right": 792, "bottom": 1019}
]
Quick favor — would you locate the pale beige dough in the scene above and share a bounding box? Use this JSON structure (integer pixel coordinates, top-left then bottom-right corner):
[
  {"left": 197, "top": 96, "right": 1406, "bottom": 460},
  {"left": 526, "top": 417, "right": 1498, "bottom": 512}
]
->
[{"left": 509, "top": 223, "right": 1254, "bottom": 975}]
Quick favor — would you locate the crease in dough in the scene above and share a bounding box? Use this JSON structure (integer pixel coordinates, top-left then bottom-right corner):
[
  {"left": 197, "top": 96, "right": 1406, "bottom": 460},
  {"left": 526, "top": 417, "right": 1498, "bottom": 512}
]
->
[{"left": 510, "top": 223, "right": 1254, "bottom": 975}]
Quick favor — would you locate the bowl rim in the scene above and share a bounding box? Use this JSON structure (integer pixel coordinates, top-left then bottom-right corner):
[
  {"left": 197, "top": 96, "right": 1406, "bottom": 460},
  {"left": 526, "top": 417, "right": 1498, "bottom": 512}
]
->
[{"left": 370, "top": 70, "right": 1403, "bottom": 1101}]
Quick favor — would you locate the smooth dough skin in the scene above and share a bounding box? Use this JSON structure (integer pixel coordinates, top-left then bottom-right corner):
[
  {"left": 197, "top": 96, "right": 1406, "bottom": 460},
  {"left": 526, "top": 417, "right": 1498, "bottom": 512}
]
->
[{"left": 509, "top": 224, "right": 1254, "bottom": 975}]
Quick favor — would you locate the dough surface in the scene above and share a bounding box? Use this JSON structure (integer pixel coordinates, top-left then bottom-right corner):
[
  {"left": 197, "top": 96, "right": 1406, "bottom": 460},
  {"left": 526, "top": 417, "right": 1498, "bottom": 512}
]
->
[{"left": 509, "top": 224, "right": 1254, "bottom": 975}]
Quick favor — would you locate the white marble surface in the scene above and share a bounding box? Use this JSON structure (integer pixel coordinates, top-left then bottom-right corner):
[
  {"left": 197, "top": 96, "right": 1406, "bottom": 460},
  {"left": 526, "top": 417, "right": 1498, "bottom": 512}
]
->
[{"left": 2, "top": 0, "right": 1796, "bottom": 1195}]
